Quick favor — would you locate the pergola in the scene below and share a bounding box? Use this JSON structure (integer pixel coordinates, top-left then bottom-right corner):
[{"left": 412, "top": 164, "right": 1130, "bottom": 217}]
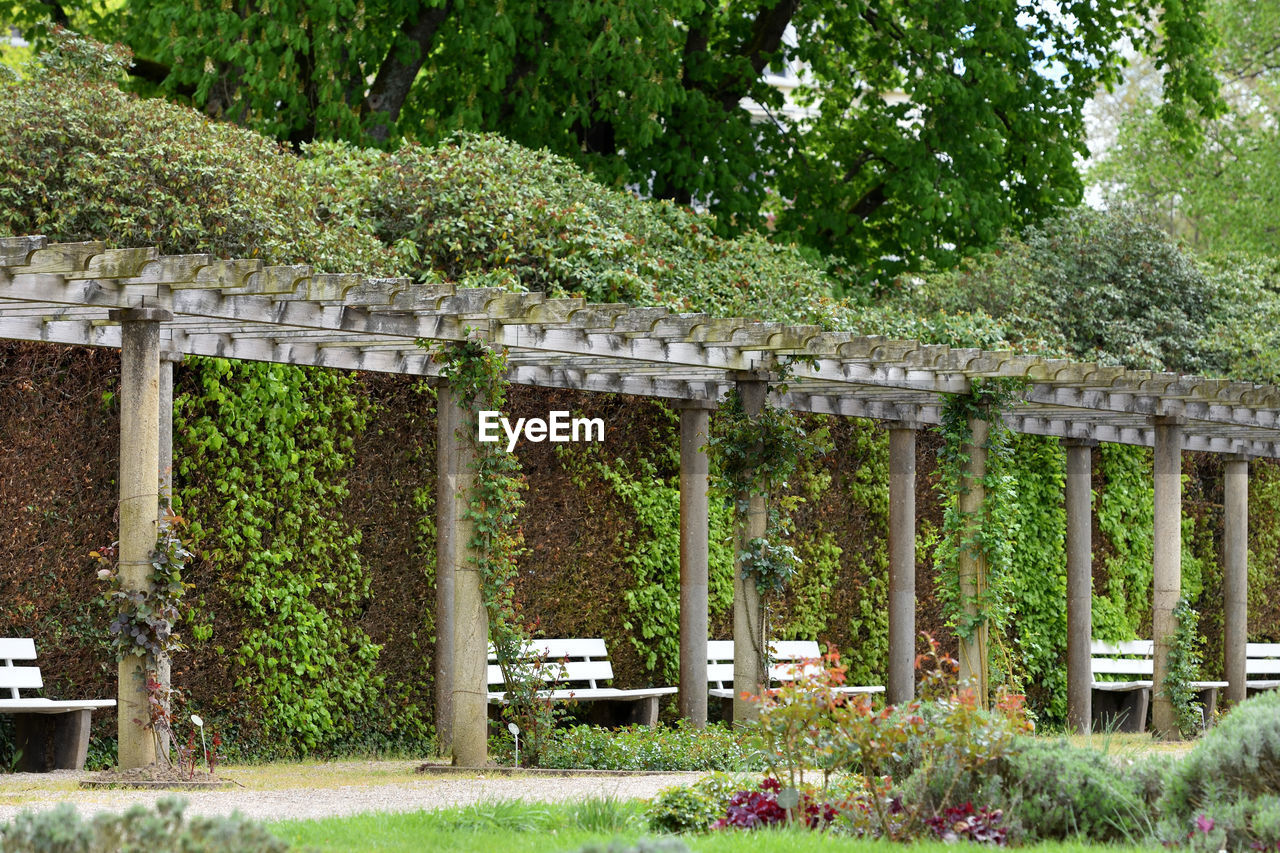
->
[{"left": 2, "top": 235, "right": 1276, "bottom": 765}]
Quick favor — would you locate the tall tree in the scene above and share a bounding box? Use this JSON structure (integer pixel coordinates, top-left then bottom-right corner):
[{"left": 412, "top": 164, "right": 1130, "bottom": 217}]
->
[
  {"left": 2, "top": 0, "right": 1219, "bottom": 278},
  {"left": 1090, "top": 0, "right": 1280, "bottom": 255}
]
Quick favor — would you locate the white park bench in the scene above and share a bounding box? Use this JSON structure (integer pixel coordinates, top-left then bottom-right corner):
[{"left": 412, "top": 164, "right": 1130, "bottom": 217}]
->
[
  {"left": 707, "top": 639, "right": 884, "bottom": 719},
  {"left": 1091, "top": 639, "right": 1227, "bottom": 733},
  {"left": 486, "top": 638, "right": 676, "bottom": 726},
  {"left": 0, "top": 638, "right": 116, "bottom": 771},
  {"left": 1246, "top": 642, "right": 1280, "bottom": 692}
]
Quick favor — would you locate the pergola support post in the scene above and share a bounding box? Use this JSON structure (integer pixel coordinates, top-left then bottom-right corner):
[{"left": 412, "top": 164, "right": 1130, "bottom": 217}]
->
[
  {"left": 957, "top": 416, "right": 990, "bottom": 708},
  {"left": 1224, "top": 455, "right": 1250, "bottom": 707},
  {"left": 434, "top": 382, "right": 457, "bottom": 758},
  {"left": 114, "top": 307, "right": 171, "bottom": 769},
  {"left": 1152, "top": 417, "right": 1184, "bottom": 739},
  {"left": 733, "top": 378, "right": 769, "bottom": 724},
  {"left": 156, "top": 352, "right": 180, "bottom": 760},
  {"left": 1064, "top": 438, "right": 1095, "bottom": 733},
  {"left": 438, "top": 384, "right": 486, "bottom": 766},
  {"left": 677, "top": 401, "right": 713, "bottom": 726},
  {"left": 887, "top": 424, "right": 917, "bottom": 705}
]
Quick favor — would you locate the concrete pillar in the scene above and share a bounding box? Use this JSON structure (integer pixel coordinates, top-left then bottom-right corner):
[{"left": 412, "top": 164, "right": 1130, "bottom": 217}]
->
[
  {"left": 733, "top": 379, "right": 769, "bottom": 724},
  {"left": 434, "top": 383, "right": 457, "bottom": 757},
  {"left": 438, "top": 385, "right": 486, "bottom": 765},
  {"left": 1152, "top": 417, "right": 1183, "bottom": 739},
  {"left": 1224, "top": 455, "right": 1249, "bottom": 707},
  {"left": 887, "top": 425, "right": 917, "bottom": 705},
  {"left": 114, "top": 308, "right": 171, "bottom": 769},
  {"left": 957, "top": 416, "right": 989, "bottom": 708},
  {"left": 157, "top": 352, "right": 179, "bottom": 761},
  {"left": 677, "top": 402, "right": 712, "bottom": 726},
  {"left": 1064, "top": 439, "right": 1095, "bottom": 733}
]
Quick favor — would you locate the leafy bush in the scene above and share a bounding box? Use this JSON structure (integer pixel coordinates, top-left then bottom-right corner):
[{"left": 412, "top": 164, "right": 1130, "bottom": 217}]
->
[
  {"left": 996, "top": 739, "right": 1149, "bottom": 843},
  {"left": 520, "top": 722, "right": 761, "bottom": 772},
  {"left": 646, "top": 773, "right": 754, "bottom": 833},
  {"left": 0, "top": 797, "right": 285, "bottom": 852},
  {"left": 1158, "top": 689, "right": 1280, "bottom": 852}
]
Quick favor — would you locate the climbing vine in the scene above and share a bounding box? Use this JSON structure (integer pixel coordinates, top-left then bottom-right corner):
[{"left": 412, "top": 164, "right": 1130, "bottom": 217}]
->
[
  {"left": 428, "top": 333, "right": 561, "bottom": 760},
  {"left": 1003, "top": 434, "right": 1068, "bottom": 722},
  {"left": 708, "top": 385, "right": 831, "bottom": 594},
  {"left": 175, "top": 358, "right": 399, "bottom": 756},
  {"left": 933, "top": 379, "right": 1023, "bottom": 656},
  {"left": 95, "top": 510, "right": 190, "bottom": 669}
]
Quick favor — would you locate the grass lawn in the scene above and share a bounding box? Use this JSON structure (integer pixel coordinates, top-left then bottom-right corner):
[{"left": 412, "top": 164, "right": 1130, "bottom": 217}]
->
[{"left": 267, "top": 799, "right": 1159, "bottom": 853}]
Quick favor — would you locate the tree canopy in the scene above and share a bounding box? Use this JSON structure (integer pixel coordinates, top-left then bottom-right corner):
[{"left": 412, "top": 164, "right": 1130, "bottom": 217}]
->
[
  {"left": 1090, "top": 0, "right": 1280, "bottom": 256},
  {"left": 1, "top": 0, "right": 1219, "bottom": 278}
]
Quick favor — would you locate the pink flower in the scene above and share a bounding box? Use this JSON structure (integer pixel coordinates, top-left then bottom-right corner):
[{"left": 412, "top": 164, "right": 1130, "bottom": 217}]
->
[{"left": 1195, "top": 814, "right": 1215, "bottom": 834}]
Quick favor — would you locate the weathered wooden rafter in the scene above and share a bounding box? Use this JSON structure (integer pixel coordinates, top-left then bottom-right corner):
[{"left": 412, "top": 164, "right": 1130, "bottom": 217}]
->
[{"left": 4, "top": 235, "right": 1280, "bottom": 456}]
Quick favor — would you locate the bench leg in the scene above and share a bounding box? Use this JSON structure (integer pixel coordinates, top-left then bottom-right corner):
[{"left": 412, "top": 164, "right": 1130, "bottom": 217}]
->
[
  {"left": 625, "top": 696, "right": 659, "bottom": 727},
  {"left": 1196, "top": 688, "right": 1219, "bottom": 728},
  {"left": 53, "top": 710, "right": 92, "bottom": 770},
  {"left": 1091, "top": 689, "right": 1149, "bottom": 734},
  {"left": 12, "top": 711, "right": 93, "bottom": 772}
]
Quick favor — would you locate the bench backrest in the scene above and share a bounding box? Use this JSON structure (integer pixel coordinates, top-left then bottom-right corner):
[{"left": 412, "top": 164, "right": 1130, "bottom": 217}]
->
[
  {"left": 0, "top": 638, "right": 42, "bottom": 699},
  {"left": 1246, "top": 642, "right": 1280, "bottom": 677},
  {"left": 707, "top": 640, "right": 823, "bottom": 690},
  {"left": 1090, "top": 640, "right": 1154, "bottom": 678},
  {"left": 486, "top": 638, "right": 614, "bottom": 690}
]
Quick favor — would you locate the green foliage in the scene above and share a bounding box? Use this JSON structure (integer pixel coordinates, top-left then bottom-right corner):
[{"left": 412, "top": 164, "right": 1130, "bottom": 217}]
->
[
  {"left": 1161, "top": 690, "right": 1280, "bottom": 816},
  {"left": 176, "top": 358, "right": 401, "bottom": 755},
  {"left": 994, "top": 739, "right": 1151, "bottom": 843},
  {"left": 708, "top": 387, "right": 831, "bottom": 598},
  {"left": 0, "top": 797, "right": 286, "bottom": 852},
  {"left": 571, "top": 448, "right": 734, "bottom": 682},
  {"left": 1004, "top": 435, "right": 1068, "bottom": 723},
  {"left": 899, "top": 207, "right": 1223, "bottom": 372},
  {"left": 525, "top": 722, "right": 762, "bottom": 773},
  {"left": 1091, "top": 0, "right": 1278, "bottom": 256},
  {"left": 15, "top": 0, "right": 1221, "bottom": 276},
  {"left": 933, "top": 381, "right": 1022, "bottom": 654},
  {"left": 1093, "top": 444, "right": 1155, "bottom": 641},
  {"left": 96, "top": 512, "right": 190, "bottom": 667},
  {"left": 646, "top": 773, "right": 755, "bottom": 834},
  {"left": 1165, "top": 598, "right": 1209, "bottom": 739},
  {"left": 0, "top": 30, "right": 399, "bottom": 274}
]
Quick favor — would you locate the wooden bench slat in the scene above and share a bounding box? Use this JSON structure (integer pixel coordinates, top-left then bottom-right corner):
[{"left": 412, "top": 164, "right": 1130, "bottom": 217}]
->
[
  {"left": 0, "top": 639, "right": 37, "bottom": 660},
  {"left": 1090, "top": 640, "right": 1154, "bottom": 656},
  {"left": 1246, "top": 658, "right": 1280, "bottom": 674},
  {"left": 1090, "top": 659, "right": 1154, "bottom": 675},
  {"left": 1246, "top": 642, "right": 1280, "bottom": 657},
  {"left": 0, "top": 699, "right": 117, "bottom": 712},
  {"left": 486, "top": 659, "right": 615, "bottom": 687},
  {"left": 0, "top": 666, "right": 43, "bottom": 690}
]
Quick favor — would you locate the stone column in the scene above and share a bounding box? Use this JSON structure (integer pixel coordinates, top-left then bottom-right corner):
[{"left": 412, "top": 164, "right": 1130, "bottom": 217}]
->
[
  {"left": 157, "top": 351, "right": 180, "bottom": 761},
  {"left": 1064, "top": 439, "right": 1095, "bottom": 733},
  {"left": 677, "top": 401, "right": 712, "bottom": 726},
  {"left": 957, "top": 416, "right": 990, "bottom": 708},
  {"left": 434, "top": 382, "right": 457, "bottom": 758},
  {"left": 1152, "top": 417, "right": 1184, "bottom": 739},
  {"left": 887, "top": 425, "right": 917, "bottom": 705},
  {"left": 114, "top": 307, "right": 171, "bottom": 769},
  {"left": 1223, "top": 455, "right": 1249, "bottom": 707},
  {"left": 438, "top": 384, "right": 485, "bottom": 765},
  {"left": 733, "top": 379, "right": 769, "bottom": 724}
]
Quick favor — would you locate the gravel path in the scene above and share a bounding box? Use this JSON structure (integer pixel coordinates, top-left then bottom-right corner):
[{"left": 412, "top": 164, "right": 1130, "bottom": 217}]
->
[{"left": 0, "top": 765, "right": 704, "bottom": 823}]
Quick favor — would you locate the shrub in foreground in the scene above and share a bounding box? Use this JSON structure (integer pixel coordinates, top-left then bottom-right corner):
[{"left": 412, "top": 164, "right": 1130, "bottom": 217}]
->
[
  {"left": 1157, "top": 690, "right": 1280, "bottom": 850},
  {"left": 0, "top": 797, "right": 286, "bottom": 852}
]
